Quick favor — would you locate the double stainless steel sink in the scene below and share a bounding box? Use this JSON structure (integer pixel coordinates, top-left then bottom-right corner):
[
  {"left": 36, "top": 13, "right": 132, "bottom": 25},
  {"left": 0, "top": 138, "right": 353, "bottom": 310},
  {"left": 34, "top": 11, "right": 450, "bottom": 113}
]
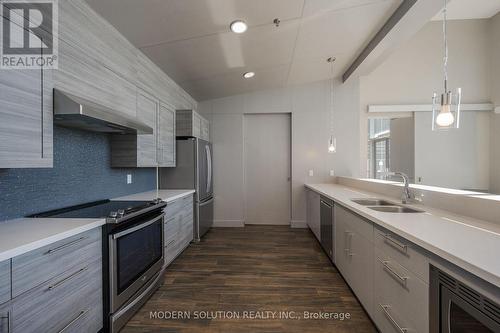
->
[{"left": 351, "top": 198, "right": 424, "bottom": 213}]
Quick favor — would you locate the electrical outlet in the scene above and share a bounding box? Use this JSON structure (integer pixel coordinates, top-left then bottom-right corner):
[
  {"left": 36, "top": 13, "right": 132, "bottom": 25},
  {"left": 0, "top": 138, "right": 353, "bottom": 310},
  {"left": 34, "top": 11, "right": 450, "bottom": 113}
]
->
[
  {"left": 330, "top": 170, "right": 335, "bottom": 177},
  {"left": 127, "top": 174, "right": 132, "bottom": 184},
  {"left": 495, "top": 106, "right": 500, "bottom": 114},
  {"left": 308, "top": 170, "right": 314, "bottom": 177}
]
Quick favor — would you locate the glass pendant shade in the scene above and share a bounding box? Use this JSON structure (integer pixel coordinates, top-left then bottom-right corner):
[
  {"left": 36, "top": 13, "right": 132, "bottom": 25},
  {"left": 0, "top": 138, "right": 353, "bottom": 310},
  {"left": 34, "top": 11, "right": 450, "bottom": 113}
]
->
[
  {"left": 328, "top": 136, "right": 337, "bottom": 153},
  {"left": 432, "top": 88, "right": 461, "bottom": 131}
]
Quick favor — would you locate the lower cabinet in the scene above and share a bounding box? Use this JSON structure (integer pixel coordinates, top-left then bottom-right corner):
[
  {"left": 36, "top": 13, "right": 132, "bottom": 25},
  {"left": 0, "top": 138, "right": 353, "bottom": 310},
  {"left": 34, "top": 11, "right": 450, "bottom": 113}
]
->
[
  {"left": 0, "top": 261, "right": 10, "bottom": 306},
  {"left": 306, "top": 189, "right": 320, "bottom": 241},
  {"left": 3, "top": 228, "right": 103, "bottom": 333},
  {"left": 334, "top": 205, "right": 374, "bottom": 316},
  {"left": 164, "top": 195, "right": 194, "bottom": 266}
]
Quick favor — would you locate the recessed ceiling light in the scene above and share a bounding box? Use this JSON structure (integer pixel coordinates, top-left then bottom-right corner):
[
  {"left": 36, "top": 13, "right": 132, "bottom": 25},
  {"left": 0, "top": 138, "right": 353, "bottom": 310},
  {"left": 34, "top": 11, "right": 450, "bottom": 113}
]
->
[
  {"left": 230, "top": 20, "right": 247, "bottom": 34},
  {"left": 243, "top": 71, "right": 255, "bottom": 79}
]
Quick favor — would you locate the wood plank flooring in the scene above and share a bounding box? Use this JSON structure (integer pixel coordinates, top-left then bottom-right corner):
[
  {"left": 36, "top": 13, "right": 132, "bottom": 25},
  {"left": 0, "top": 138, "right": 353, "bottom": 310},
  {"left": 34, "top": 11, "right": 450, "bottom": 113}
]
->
[{"left": 122, "top": 226, "right": 377, "bottom": 333}]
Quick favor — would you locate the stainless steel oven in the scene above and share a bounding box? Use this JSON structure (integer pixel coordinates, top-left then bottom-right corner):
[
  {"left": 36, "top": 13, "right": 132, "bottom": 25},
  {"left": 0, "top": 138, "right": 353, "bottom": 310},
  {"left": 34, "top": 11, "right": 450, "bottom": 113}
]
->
[
  {"left": 105, "top": 206, "right": 166, "bottom": 332},
  {"left": 430, "top": 265, "right": 500, "bottom": 333}
]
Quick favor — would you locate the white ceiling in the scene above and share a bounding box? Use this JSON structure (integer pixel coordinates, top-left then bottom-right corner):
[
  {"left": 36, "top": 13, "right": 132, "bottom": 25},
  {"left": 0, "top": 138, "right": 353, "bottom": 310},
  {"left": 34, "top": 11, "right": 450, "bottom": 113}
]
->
[
  {"left": 433, "top": 0, "right": 500, "bottom": 20},
  {"left": 85, "top": 0, "right": 402, "bottom": 101}
]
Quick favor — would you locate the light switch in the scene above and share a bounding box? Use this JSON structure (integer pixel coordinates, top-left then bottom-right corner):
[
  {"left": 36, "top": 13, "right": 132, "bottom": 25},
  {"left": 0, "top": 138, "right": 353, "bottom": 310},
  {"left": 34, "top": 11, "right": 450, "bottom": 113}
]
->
[
  {"left": 127, "top": 174, "right": 132, "bottom": 184},
  {"left": 330, "top": 170, "right": 335, "bottom": 177},
  {"left": 308, "top": 170, "right": 314, "bottom": 177}
]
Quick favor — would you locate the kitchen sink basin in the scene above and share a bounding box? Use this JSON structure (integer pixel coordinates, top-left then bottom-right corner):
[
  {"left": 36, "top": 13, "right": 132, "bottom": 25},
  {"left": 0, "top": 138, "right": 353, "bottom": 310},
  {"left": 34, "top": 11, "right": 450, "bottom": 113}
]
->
[
  {"left": 351, "top": 198, "right": 396, "bottom": 206},
  {"left": 368, "top": 206, "right": 424, "bottom": 213}
]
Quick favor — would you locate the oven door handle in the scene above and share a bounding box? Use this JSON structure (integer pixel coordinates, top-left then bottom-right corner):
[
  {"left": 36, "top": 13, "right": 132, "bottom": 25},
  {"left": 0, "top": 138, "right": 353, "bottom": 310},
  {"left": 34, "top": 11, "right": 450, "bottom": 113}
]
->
[{"left": 112, "top": 213, "right": 165, "bottom": 239}]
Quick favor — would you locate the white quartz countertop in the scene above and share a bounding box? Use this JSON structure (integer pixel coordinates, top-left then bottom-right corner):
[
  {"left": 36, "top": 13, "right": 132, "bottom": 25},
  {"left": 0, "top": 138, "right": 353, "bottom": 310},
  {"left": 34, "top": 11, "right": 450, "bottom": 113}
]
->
[
  {"left": 113, "top": 189, "right": 195, "bottom": 202},
  {"left": 305, "top": 183, "right": 500, "bottom": 287},
  {"left": 0, "top": 189, "right": 195, "bottom": 262},
  {"left": 0, "top": 217, "right": 105, "bottom": 262}
]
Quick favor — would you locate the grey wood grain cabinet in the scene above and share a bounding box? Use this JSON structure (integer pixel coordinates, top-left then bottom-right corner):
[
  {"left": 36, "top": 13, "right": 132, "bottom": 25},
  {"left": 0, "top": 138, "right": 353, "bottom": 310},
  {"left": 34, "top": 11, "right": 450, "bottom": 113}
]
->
[
  {"left": 0, "top": 261, "right": 10, "bottom": 306},
  {"left": 176, "top": 110, "right": 210, "bottom": 141},
  {"left": 11, "top": 228, "right": 101, "bottom": 298},
  {"left": 9, "top": 228, "right": 103, "bottom": 333},
  {"left": 0, "top": 302, "right": 11, "bottom": 333},
  {"left": 111, "top": 90, "right": 177, "bottom": 167},
  {"left": 164, "top": 195, "right": 194, "bottom": 266},
  {"left": 0, "top": 18, "right": 53, "bottom": 168}
]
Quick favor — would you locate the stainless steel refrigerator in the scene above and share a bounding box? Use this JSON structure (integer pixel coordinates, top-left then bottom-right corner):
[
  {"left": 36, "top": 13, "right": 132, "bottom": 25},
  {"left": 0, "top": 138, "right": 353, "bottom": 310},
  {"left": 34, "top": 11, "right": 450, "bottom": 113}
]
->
[{"left": 159, "top": 138, "right": 213, "bottom": 241}]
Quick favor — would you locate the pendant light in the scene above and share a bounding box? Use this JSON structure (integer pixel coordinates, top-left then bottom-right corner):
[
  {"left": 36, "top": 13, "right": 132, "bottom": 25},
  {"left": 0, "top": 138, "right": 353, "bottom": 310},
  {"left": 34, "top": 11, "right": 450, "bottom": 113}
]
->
[
  {"left": 432, "top": 0, "right": 462, "bottom": 131},
  {"left": 327, "top": 57, "right": 337, "bottom": 153}
]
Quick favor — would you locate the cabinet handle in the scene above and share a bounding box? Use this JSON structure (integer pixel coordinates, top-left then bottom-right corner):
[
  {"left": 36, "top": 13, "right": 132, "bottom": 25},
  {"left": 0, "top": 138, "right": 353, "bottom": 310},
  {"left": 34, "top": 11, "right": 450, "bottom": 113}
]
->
[
  {"left": 379, "top": 304, "right": 408, "bottom": 333},
  {"left": 48, "top": 267, "right": 88, "bottom": 291},
  {"left": 383, "top": 233, "right": 408, "bottom": 254},
  {"left": 344, "top": 231, "right": 354, "bottom": 256},
  {"left": 57, "top": 309, "right": 89, "bottom": 333},
  {"left": 380, "top": 260, "right": 408, "bottom": 285},
  {"left": 45, "top": 237, "right": 86, "bottom": 255},
  {"left": 1, "top": 311, "right": 11, "bottom": 333}
]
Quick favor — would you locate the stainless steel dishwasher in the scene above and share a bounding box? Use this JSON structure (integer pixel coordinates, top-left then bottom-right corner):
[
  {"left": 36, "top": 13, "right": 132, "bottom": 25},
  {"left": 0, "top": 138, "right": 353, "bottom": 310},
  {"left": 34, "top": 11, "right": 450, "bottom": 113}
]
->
[{"left": 320, "top": 196, "right": 334, "bottom": 261}]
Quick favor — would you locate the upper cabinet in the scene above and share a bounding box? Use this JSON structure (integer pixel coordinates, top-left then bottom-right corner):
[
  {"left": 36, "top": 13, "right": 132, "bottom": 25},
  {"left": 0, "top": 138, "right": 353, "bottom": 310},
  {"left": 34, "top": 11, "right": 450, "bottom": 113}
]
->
[
  {"left": 0, "top": 17, "right": 53, "bottom": 168},
  {"left": 176, "top": 110, "right": 210, "bottom": 141},
  {"left": 158, "top": 103, "right": 176, "bottom": 167}
]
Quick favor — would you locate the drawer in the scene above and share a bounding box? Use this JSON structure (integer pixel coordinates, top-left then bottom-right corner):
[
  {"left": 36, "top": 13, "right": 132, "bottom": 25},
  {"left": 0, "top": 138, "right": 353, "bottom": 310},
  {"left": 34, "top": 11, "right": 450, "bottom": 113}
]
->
[
  {"left": 335, "top": 205, "right": 373, "bottom": 242},
  {"left": 373, "top": 247, "right": 428, "bottom": 333},
  {"left": 0, "top": 302, "right": 11, "bottom": 333},
  {"left": 12, "top": 258, "right": 102, "bottom": 333},
  {"left": 12, "top": 228, "right": 101, "bottom": 298},
  {"left": 374, "top": 225, "right": 430, "bottom": 283},
  {"left": 0, "top": 260, "right": 10, "bottom": 305},
  {"left": 164, "top": 198, "right": 184, "bottom": 217}
]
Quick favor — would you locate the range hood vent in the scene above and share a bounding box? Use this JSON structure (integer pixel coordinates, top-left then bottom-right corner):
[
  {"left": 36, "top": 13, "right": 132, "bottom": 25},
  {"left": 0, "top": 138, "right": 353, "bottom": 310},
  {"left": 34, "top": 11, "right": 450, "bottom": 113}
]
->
[{"left": 53, "top": 89, "right": 153, "bottom": 134}]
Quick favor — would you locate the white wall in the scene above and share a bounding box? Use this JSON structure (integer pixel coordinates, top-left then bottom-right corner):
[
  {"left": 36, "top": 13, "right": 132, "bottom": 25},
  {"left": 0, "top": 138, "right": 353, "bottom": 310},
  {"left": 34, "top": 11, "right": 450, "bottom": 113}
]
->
[
  {"left": 198, "top": 79, "right": 360, "bottom": 227},
  {"left": 390, "top": 117, "right": 415, "bottom": 181},
  {"left": 414, "top": 111, "right": 490, "bottom": 191}
]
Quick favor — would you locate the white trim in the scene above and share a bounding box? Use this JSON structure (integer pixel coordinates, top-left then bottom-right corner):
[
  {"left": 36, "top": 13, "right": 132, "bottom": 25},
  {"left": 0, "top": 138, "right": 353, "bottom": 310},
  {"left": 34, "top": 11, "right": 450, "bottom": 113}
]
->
[
  {"left": 368, "top": 103, "right": 494, "bottom": 113},
  {"left": 290, "top": 220, "right": 307, "bottom": 228},
  {"left": 213, "top": 220, "right": 244, "bottom": 228}
]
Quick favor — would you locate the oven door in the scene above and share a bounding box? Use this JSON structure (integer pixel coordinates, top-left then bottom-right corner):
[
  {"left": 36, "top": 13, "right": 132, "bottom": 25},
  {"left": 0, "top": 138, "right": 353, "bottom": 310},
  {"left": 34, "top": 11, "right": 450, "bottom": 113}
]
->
[
  {"left": 109, "top": 213, "right": 164, "bottom": 312},
  {"left": 441, "top": 288, "right": 499, "bottom": 333}
]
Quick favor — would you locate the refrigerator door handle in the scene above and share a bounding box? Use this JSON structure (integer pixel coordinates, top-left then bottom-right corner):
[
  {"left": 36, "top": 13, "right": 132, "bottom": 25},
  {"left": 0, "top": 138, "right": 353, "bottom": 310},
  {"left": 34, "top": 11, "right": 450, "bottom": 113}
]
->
[
  {"left": 205, "top": 145, "right": 212, "bottom": 193},
  {"left": 199, "top": 197, "right": 214, "bottom": 206}
]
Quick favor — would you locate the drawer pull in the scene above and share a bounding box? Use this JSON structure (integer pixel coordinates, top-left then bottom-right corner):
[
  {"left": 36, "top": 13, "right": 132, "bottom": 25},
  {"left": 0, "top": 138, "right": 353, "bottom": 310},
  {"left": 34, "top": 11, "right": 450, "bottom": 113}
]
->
[
  {"left": 46, "top": 237, "right": 87, "bottom": 255},
  {"left": 1, "top": 311, "right": 11, "bottom": 333},
  {"left": 57, "top": 309, "right": 89, "bottom": 333},
  {"left": 381, "top": 260, "right": 408, "bottom": 285},
  {"left": 383, "top": 234, "right": 408, "bottom": 254},
  {"left": 380, "top": 304, "right": 408, "bottom": 333},
  {"left": 48, "top": 267, "right": 88, "bottom": 291},
  {"left": 344, "top": 231, "right": 354, "bottom": 256}
]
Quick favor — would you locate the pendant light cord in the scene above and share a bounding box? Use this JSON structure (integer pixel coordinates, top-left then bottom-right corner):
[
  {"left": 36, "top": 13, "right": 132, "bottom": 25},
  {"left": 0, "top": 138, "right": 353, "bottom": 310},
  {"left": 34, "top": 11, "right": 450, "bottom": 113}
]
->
[
  {"left": 330, "top": 58, "right": 335, "bottom": 135},
  {"left": 442, "top": 0, "right": 448, "bottom": 92}
]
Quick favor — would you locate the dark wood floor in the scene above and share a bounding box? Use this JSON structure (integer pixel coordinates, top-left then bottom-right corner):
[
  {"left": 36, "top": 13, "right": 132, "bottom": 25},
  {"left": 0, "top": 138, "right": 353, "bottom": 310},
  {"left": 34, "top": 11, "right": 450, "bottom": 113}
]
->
[{"left": 123, "top": 226, "right": 377, "bottom": 333}]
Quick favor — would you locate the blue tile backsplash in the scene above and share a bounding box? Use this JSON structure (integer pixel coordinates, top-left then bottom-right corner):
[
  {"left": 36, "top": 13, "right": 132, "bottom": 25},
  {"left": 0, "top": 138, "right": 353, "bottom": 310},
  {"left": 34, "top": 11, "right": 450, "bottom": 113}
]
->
[{"left": 0, "top": 126, "right": 156, "bottom": 221}]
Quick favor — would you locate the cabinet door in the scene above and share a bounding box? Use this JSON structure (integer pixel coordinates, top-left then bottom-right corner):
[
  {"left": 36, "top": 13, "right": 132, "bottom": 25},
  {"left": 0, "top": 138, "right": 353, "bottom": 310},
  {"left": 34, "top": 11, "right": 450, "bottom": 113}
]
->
[
  {"left": 335, "top": 216, "right": 351, "bottom": 282},
  {"left": 0, "top": 302, "right": 11, "bottom": 333},
  {"left": 158, "top": 103, "right": 176, "bottom": 167},
  {"left": 192, "top": 112, "right": 202, "bottom": 138},
  {"left": 0, "top": 21, "right": 53, "bottom": 168},
  {"left": 201, "top": 118, "right": 210, "bottom": 141},
  {"left": 136, "top": 90, "right": 158, "bottom": 167},
  {"left": 306, "top": 190, "right": 321, "bottom": 240}
]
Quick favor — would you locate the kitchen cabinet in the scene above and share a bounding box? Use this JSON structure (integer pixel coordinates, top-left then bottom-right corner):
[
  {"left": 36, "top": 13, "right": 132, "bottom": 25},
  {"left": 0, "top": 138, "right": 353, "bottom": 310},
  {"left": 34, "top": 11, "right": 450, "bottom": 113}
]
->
[
  {"left": 306, "top": 189, "right": 321, "bottom": 241},
  {"left": 164, "top": 195, "right": 194, "bottom": 266},
  {"left": 334, "top": 205, "right": 374, "bottom": 316},
  {"left": 0, "top": 261, "right": 10, "bottom": 305},
  {"left": 176, "top": 110, "right": 210, "bottom": 141},
  {"left": 0, "top": 302, "right": 11, "bottom": 333},
  {"left": 0, "top": 18, "right": 53, "bottom": 169},
  {"left": 158, "top": 102, "right": 176, "bottom": 167},
  {"left": 111, "top": 91, "right": 177, "bottom": 167},
  {"left": 6, "top": 229, "right": 103, "bottom": 333}
]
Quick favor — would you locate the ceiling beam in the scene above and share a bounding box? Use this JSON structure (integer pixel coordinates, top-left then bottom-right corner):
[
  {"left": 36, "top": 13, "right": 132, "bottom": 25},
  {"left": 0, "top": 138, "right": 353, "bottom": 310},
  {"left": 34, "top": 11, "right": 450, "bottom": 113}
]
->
[{"left": 342, "top": 0, "right": 446, "bottom": 83}]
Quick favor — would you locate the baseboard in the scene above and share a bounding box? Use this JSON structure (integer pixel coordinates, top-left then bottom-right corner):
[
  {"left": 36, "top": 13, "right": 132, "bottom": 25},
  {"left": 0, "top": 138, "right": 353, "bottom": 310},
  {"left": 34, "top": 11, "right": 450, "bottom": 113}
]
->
[
  {"left": 213, "top": 220, "right": 245, "bottom": 228},
  {"left": 290, "top": 220, "right": 308, "bottom": 228}
]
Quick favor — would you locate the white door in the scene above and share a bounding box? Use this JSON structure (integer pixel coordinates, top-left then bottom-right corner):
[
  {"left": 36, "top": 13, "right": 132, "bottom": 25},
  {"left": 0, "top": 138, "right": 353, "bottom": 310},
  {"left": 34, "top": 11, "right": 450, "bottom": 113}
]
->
[{"left": 244, "top": 114, "right": 291, "bottom": 225}]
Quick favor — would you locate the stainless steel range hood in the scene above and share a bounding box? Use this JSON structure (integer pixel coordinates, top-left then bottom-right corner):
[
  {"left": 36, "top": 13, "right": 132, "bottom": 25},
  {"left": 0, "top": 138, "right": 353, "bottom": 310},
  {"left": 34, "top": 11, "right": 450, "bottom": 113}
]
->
[{"left": 53, "top": 89, "right": 153, "bottom": 134}]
